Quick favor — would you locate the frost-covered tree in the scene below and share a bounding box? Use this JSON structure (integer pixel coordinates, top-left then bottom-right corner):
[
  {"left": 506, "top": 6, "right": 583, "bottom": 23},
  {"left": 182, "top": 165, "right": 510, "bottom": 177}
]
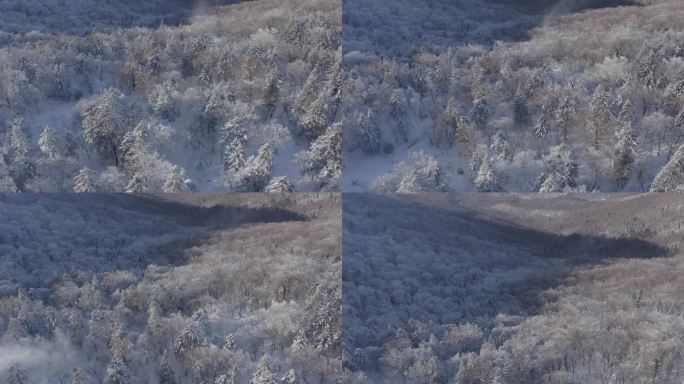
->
[
  {"left": 491, "top": 131, "right": 511, "bottom": 161},
  {"left": 545, "top": 144, "right": 578, "bottom": 190},
  {"left": 174, "top": 310, "right": 210, "bottom": 356},
  {"left": 38, "top": 126, "right": 60, "bottom": 160},
  {"left": 474, "top": 156, "right": 500, "bottom": 192},
  {"left": 296, "top": 123, "right": 341, "bottom": 189},
  {"left": 5, "top": 363, "right": 29, "bottom": 384},
  {"left": 637, "top": 49, "right": 661, "bottom": 89},
  {"left": 149, "top": 81, "right": 178, "bottom": 121},
  {"left": 357, "top": 109, "right": 381, "bottom": 154},
  {"left": 233, "top": 143, "right": 273, "bottom": 192},
  {"left": 219, "top": 119, "right": 247, "bottom": 150},
  {"left": 555, "top": 94, "right": 576, "bottom": 142},
  {"left": 586, "top": 86, "right": 612, "bottom": 149},
  {"left": 650, "top": 145, "right": 684, "bottom": 192},
  {"left": 613, "top": 122, "right": 636, "bottom": 190},
  {"left": 280, "top": 369, "right": 296, "bottom": 384},
  {"left": 201, "top": 89, "right": 225, "bottom": 142},
  {"left": 224, "top": 138, "right": 245, "bottom": 172},
  {"left": 300, "top": 93, "right": 328, "bottom": 138},
  {"left": 250, "top": 357, "right": 275, "bottom": 384},
  {"left": 0, "top": 157, "right": 16, "bottom": 192},
  {"left": 390, "top": 89, "right": 407, "bottom": 117},
  {"left": 534, "top": 110, "right": 549, "bottom": 141},
  {"left": 538, "top": 172, "right": 562, "bottom": 193},
  {"left": 265, "top": 176, "right": 294, "bottom": 193},
  {"left": 471, "top": 93, "right": 489, "bottom": 131},
  {"left": 125, "top": 174, "right": 148, "bottom": 193},
  {"left": 9, "top": 118, "right": 30, "bottom": 159},
  {"left": 513, "top": 89, "right": 530, "bottom": 129},
  {"left": 374, "top": 152, "right": 448, "bottom": 193},
  {"left": 162, "top": 166, "right": 189, "bottom": 193},
  {"left": 293, "top": 72, "right": 319, "bottom": 128},
  {"left": 158, "top": 353, "right": 177, "bottom": 384},
  {"left": 263, "top": 70, "right": 280, "bottom": 117},
  {"left": 104, "top": 356, "right": 129, "bottom": 384},
  {"left": 82, "top": 88, "right": 128, "bottom": 165},
  {"left": 73, "top": 167, "right": 98, "bottom": 192},
  {"left": 119, "top": 122, "right": 147, "bottom": 173}
]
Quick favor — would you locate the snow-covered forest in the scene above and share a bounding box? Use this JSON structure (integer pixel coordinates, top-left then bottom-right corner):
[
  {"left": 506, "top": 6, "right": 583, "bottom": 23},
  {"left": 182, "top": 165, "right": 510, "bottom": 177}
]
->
[
  {"left": 342, "top": 0, "right": 684, "bottom": 192},
  {"left": 343, "top": 193, "right": 684, "bottom": 383},
  {"left": 0, "top": 0, "right": 341, "bottom": 192},
  {"left": 0, "top": 193, "right": 341, "bottom": 383}
]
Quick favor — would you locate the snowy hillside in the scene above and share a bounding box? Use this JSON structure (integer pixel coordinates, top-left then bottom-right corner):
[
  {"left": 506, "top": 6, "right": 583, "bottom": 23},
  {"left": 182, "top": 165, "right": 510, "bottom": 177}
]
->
[
  {"left": 0, "top": 0, "right": 341, "bottom": 192},
  {"left": 0, "top": 193, "right": 341, "bottom": 384},
  {"left": 342, "top": 0, "right": 684, "bottom": 193},
  {"left": 343, "top": 193, "right": 684, "bottom": 383}
]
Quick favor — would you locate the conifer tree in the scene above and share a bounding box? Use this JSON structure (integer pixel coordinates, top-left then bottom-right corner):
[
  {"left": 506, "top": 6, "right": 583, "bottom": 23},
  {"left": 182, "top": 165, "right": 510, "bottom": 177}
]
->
[
  {"left": 73, "top": 167, "right": 98, "bottom": 193},
  {"left": 474, "top": 156, "right": 499, "bottom": 192},
  {"left": 38, "top": 126, "right": 60, "bottom": 160}
]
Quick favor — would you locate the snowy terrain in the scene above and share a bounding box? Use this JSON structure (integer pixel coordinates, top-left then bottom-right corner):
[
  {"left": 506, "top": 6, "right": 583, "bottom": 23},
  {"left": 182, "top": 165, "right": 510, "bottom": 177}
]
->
[
  {"left": 342, "top": 0, "right": 684, "bottom": 193},
  {"left": 343, "top": 193, "right": 684, "bottom": 383},
  {"left": 0, "top": 193, "right": 341, "bottom": 384},
  {"left": 0, "top": 0, "right": 341, "bottom": 192}
]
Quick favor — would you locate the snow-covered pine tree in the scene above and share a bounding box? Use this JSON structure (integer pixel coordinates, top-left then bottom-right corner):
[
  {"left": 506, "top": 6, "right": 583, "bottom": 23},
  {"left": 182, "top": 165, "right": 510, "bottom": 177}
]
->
[
  {"left": 149, "top": 81, "right": 177, "bottom": 121},
  {"left": 474, "top": 156, "right": 499, "bottom": 192},
  {"left": 202, "top": 88, "right": 224, "bottom": 142},
  {"left": 38, "top": 126, "right": 60, "bottom": 160},
  {"left": 219, "top": 119, "right": 247, "bottom": 150},
  {"left": 546, "top": 144, "right": 578, "bottom": 190},
  {"left": 491, "top": 131, "right": 511, "bottom": 161},
  {"left": 0, "top": 157, "right": 16, "bottom": 192},
  {"left": 73, "top": 167, "right": 98, "bottom": 192},
  {"left": 586, "top": 86, "right": 612, "bottom": 149},
  {"left": 325, "top": 54, "right": 342, "bottom": 119},
  {"left": 471, "top": 93, "right": 489, "bottom": 132},
  {"left": 357, "top": 109, "right": 381, "bottom": 154},
  {"left": 224, "top": 138, "right": 245, "bottom": 172},
  {"left": 299, "top": 93, "right": 328, "bottom": 139},
  {"left": 81, "top": 88, "right": 127, "bottom": 165},
  {"left": 242, "top": 46, "right": 263, "bottom": 82},
  {"left": 157, "top": 352, "right": 177, "bottom": 384},
  {"left": 390, "top": 89, "right": 407, "bottom": 117},
  {"left": 396, "top": 171, "right": 420, "bottom": 193},
  {"left": 263, "top": 70, "right": 280, "bottom": 117},
  {"left": 613, "top": 121, "right": 636, "bottom": 190},
  {"left": 293, "top": 72, "right": 319, "bottom": 129},
  {"left": 125, "top": 174, "right": 148, "bottom": 193},
  {"left": 513, "top": 88, "right": 530, "bottom": 129},
  {"left": 5, "top": 363, "right": 29, "bottom": 384},
  {"left": 637, "top": 49, "right": 661, "bottom": 89},
  {"left": 104, "top": 355, "right": 129, "bottom": 384},
  {"left": 650, "top": 144, "right": 684, "bottom": 192},
  {"left": 233, "top": 143, "right": 273, "bottom": 192},
  {"left": 618, "top": 99, "right": 635, "bottom": 127},
  {"left": 296, "top": 123, "right": 341, "bottom": 189},
  {"left": 534, "top": 110, "right": 549, "bottom": 140},
  {"left": 555, "top": 94, "right": 576, "bottom": 142},
  {"left": 71, "top": 369, "right": 93, "bottom": 384},
  {"left": 265, "top": 176, "right": 294, "bottom": 193},
  {"left": 162, "top": 166, "right": 188, "bottom": 193},
  {"left": 538, "top": 172, "right": 562, "bottom": 193},
  {"left": 119, "top": 123, "right": 147, "bottom": 174},
  {"left": 9, "top": 118, "right": 30, "bottom": 159},
  {"left": 250, "top": 357, "right": 275, "bottom": 384},
  {"left": 280, "top": 369, "right": 296, "bottom": 384}
]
